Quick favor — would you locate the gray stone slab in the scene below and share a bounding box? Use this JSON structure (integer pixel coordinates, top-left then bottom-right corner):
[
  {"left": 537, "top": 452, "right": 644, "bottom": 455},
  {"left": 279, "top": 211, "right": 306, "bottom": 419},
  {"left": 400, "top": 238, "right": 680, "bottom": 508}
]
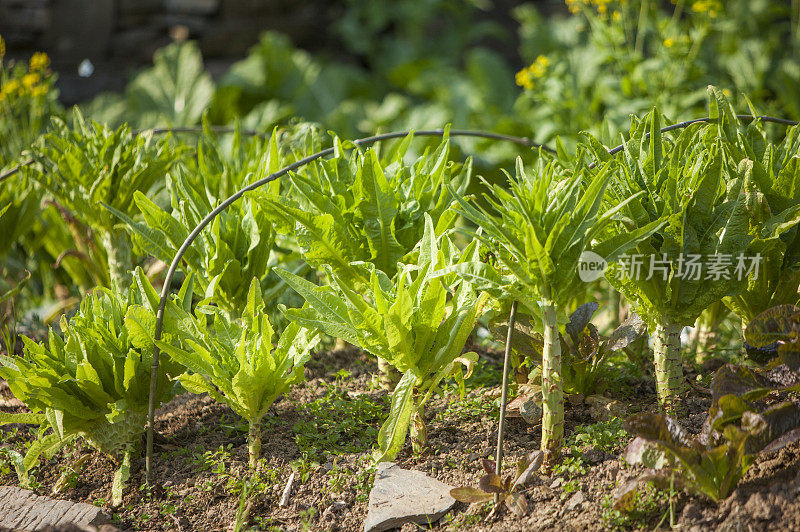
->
[
  {"left": 364, "top": 462, "right": 457, "bottom": 532},
  {"left": 0, "top": 486, "right": 114, "bottom": 531}
]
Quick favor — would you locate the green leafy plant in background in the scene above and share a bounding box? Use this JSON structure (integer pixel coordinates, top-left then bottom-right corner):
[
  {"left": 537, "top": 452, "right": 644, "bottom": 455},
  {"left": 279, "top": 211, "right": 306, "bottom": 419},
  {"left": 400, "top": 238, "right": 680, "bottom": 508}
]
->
[
  {"left": 445, "top": 154, "right": 662, "bottom": 468},
  {"left": 277, "top": 215, "right": 487, "bottom": 461},
  {"left": 586, "top": 92, "right": 768, "bottom": 412},
  {"left": 514, "top": 0, "right": 800, "bottom": 148},
  {"left": 560, "top": 302, "right": 647, "bottom": 396},
  {"left": 489, "top": 301, "right": 647, "bottom": 396},
  {"left": 26, "top": 109, "right": 184, "bottom": 292},
  {"left": 82, "top": 41, "right": 214, "bottom": 129},
  {"left": 155, "top": 278, "right": 320, "bottom": 468},
  {"left": 107, "top": 123, "right": 292, "bottom": 316},
  {"left": 0, "top": 268, "right": 187, "bottom": 504}
]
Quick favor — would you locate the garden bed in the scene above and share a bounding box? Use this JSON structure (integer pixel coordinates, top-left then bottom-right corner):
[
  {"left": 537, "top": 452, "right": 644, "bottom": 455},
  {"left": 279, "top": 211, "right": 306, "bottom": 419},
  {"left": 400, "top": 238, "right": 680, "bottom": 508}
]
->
[{"left": 2, "top": 344, "right": 799, "bottom": 531}]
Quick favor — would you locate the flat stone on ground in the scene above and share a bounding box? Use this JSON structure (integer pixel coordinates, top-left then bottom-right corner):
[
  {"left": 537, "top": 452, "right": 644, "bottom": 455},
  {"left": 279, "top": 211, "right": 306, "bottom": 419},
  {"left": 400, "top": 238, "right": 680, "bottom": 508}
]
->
[
  {"left": 0, "top": 486, "right": 115, "bottom": 531},
  {"left": 364, "top": 462, "right": 457, "bottom": 532}
]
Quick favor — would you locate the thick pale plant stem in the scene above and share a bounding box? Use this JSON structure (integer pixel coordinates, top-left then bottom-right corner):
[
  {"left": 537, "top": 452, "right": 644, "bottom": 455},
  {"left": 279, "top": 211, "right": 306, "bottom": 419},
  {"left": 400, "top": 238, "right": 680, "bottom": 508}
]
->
[
  {"left": 103, "top": 228, "right": 133, "bottom": 293},
  {"left": 410, "top": 406, "right": 427, "bottom": 454},
  {"left": 248, "top": 419, "right": 262, "bottom": 469},
  {"left": 540, "top": 291, "right": 563, "bottom": 471},
  {"left": 652, "top": 321, "right": 686, "bottom": 413},
  {"left": 377, "top": 357, "right": 400, "bottom": 391}
]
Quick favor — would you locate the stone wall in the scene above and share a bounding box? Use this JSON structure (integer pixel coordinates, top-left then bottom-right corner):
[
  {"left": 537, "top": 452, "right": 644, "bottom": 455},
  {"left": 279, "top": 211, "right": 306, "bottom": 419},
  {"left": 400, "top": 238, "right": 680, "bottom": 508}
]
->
[{"left": 0, "top": 0, "right": 343, "bottom": 104}]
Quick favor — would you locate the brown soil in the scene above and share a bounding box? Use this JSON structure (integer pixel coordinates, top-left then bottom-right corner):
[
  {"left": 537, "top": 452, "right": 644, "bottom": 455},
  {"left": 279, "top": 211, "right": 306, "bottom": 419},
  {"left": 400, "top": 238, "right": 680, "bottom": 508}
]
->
[{"left": 2, "top": 346, "right": 800, "bottom": 531}]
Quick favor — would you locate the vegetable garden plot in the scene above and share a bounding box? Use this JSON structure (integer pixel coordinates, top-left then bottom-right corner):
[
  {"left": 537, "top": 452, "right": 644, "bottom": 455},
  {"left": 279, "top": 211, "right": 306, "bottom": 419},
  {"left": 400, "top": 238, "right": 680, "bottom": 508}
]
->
[{"left": 3, "top": 5, "right": 800, "bottom": 524}]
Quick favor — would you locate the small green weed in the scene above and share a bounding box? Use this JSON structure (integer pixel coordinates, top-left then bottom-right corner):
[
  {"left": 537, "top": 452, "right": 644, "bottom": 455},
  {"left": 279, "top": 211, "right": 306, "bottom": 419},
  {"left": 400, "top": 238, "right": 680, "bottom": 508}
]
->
[
  {"left": 324, "top": 457, "right": 375, "bottom": 502},
  {"left": 191, "top": 444, "right": 232, "bottom": 474},
  {"left": 442, "top": 389, "right": 500, "bottom": 423},
  {"left": 571, "top": 418, "right": 627, "bottom": 453},
  {"left": 293, "top": 383, "right": 387, "bottom": 461},
  {"left": 601, "top": 485, "right": 671, "bottom": 530},
  {"left": 290, "top": 453, "right": 320, "bottom": 483}
]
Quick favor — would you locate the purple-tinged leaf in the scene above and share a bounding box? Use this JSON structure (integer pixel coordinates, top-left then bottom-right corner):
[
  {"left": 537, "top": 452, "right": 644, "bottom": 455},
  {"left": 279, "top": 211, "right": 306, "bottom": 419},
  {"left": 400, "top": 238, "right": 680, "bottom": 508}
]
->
[
  {"left": 624, "top": 413, "right": 697, "bottom": 449},
  {"left": 566, "top": 301, "right": 599, "bottom": 345},
  {"left": 513, "top": 451, "right": 543, "bottom": 489},
  {"left": 762, "top": 427, "right": 800, "bottom": 454},
  {"left": 710, "top": 364, "right": 772, "bottom": 404},
  {"left": 744, "top": 305, "right": 800, "bottom": 365},
  {"left": 741, "top": 401, "right": 800, "bottom": 454},
  {"left": 612, "top": 480, "right": 641, "bottom": 512},
  {"left": 605, "top": 312, "right": 647, "bottom": 352},
  {"left": 576, "top": 324, "right": 600, "bottom": 361},
  {"left": 478, "top": 473, "right": 505, "bottom": 494}
]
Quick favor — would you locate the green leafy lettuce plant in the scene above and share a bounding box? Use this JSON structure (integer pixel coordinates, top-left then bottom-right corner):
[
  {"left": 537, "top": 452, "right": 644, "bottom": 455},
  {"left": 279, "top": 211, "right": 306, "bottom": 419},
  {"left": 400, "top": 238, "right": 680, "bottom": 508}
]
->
[
  {"left": 27, "top": 109, "right": 184, "bottom": 292},
  {"left": 585, "top": 94, "right": 765, "bottom": 411},
  {"left": 254, "top": 133, "right": 470, "bottom": 388},
  {"left": 107, "top": 123, "right": 288, "bottom": 316},
  {"left": 444, "top": 154, "right": 661, "bottom": 467},
  {"left": 716, "top": 114, "right": 800, "bottom": 324},
  {"left": 0, "top": 268, "right": 188, "bottom": 504},
  {"left": 254, "top": 133, "right": 469, "bottom": 284},
  {"left": 276, "top": 215, "right": 487, "bottom": 462},
  {"left": 625, "top": 398, "right": 800, "bottom": 503},
  {"left": 154, "top": 277, "right": 320, "bottom": 468}
]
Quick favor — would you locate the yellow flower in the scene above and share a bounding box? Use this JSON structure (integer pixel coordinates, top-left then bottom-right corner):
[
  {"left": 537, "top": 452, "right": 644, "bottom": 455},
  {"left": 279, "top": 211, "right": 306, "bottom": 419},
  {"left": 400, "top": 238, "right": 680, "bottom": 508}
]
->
[
  {"left": 664, "top": 38, "right": 675, "bottom": 48},
  {"left": 0, "top": 35, "right": 5, "bottom": 61},
  {"left": 515, "top": 69, "right": 534, "bottom": 90},
  {"left": 2, "top": 78, "right": 20, "bottom": 96},
  {"left": 566, "top": 0, "right": 581, "bottom": 14},
  {"left": 31, "top": 84, "right": 48, "bottom": 98},
  {"left": 22, "top": 72, "right": 39, "bottom": 88},
  {"left": 29, "top": 52, "right": 49, "bottom": 72},
  {"left": 516, "top": 55, "right": 550, "bottom": 90},
  {"left": 612, "top": 10, "right": 622, "bottom": 21},
  {"left": 722, "top": 88, "right": 732, "bottom": 98},
  {"left": 691, "top": 0, "right": 721, "bottom": 17}
]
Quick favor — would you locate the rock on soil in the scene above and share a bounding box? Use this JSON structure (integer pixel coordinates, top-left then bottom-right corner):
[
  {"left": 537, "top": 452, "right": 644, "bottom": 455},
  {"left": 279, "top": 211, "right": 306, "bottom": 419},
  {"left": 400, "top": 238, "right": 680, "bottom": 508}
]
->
[
  {"left": 0, "top": 486, "right": 117, "bottom": 531},
  {"left": 364, "top": 462, "right": 457, "bottom": 532}
]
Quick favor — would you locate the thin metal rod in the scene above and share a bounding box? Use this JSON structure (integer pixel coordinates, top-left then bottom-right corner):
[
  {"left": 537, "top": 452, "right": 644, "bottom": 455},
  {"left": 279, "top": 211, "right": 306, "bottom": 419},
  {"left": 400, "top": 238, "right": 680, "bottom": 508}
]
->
[
  {"left": 494, "top": 300, "right": 518, "bottom": 498},
  {"left": 143, "top": 128, "right": 545, "bottom": 484}
]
